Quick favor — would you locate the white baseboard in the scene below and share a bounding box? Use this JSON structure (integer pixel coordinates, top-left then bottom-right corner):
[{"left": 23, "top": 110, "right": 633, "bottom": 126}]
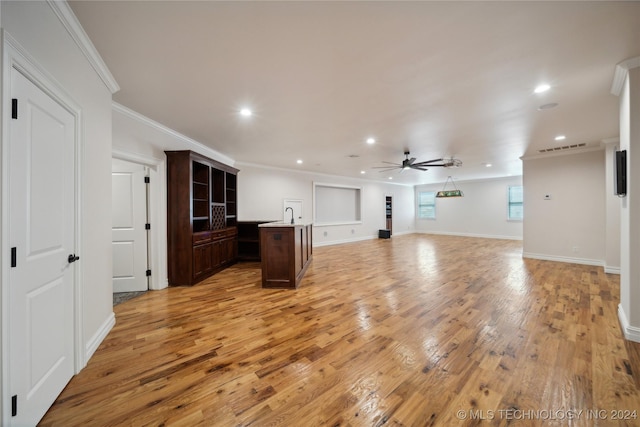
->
[
  {"left": 418, "top": 230, "right": 523, "bottom": 241},
  {"left": 522, "top": 252, "right": 603, "bottom": 267},
  {"left": 313, "top": 230, "right": 415, "bottom": 247},
  {"left": 605, "top": 265, "right": 621, "bottom": 275},
  {"left": 314, "top": 234, "right": 376, "bottom": 247},
  {"left": 618, "top": 305, "right": 640, "bottom": 343},
  {"left": 85, "top": 312, "right": 115, "bottom": 363}
]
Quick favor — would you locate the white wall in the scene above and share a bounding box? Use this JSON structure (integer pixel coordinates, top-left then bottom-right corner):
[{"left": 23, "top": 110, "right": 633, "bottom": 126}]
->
[
  {"left": 414, "top": 176, "right": 523, "bottom": 240},
  {"left": 522, "top": 149, "right": 606, "bottom": 265},
  {"left": 618, "top": 66, "right": 640, "bottom": 341},
  {"left": 237, "top": 163, "right": 415, "bottom": 246},
  {"left": 112, "top": 103, "right": 234, "bottom": 166},
  {"left": 1, "top": 0, "right": 114, "bottom": 366}
]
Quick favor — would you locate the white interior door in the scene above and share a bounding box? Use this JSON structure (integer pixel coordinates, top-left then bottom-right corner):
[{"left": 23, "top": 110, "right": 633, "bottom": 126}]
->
[
  {"left": 112, "top": 159, "right": 148, "bottom": 293},
  {"left": 9, "top": 69, "right": 76, "bottom": 425}
]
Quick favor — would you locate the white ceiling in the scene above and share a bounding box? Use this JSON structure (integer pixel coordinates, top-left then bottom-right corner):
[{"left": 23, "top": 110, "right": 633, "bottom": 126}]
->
[{"left": 69, "top": 1, "right": 640, "bottom": 185}]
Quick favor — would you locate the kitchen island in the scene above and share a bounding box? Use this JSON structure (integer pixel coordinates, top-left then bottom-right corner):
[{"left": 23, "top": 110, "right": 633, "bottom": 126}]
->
[{"left": 259, "top": 222, "right": 312, "bottom": 289}]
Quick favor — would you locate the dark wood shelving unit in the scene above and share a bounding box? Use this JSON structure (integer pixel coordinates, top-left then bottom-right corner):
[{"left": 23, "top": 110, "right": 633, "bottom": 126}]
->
[
  {"left": 385, "top": 196, "right": 392, "bottom": 235},
  {"left": 166, "top": 150, "right": 239, "bottom": 286},
  {"left": 237, "top": 221, "right": 275, "bottom": 261}
]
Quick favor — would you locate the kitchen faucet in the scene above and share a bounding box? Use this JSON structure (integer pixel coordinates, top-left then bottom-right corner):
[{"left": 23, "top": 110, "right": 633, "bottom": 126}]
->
[{"left": 285, "top": 207, "right": 294, "bottom": 224}]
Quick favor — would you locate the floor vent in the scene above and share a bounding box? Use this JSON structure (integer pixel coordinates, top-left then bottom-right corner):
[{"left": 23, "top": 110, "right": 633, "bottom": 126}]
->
[{"left": 538, "top": 143, "right": 587, "bottom": 154}]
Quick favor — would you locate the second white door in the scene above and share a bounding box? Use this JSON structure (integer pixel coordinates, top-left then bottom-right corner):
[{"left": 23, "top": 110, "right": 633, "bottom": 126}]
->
[{"left": 112, "top": 159, "right": 148, "bottom": 293}]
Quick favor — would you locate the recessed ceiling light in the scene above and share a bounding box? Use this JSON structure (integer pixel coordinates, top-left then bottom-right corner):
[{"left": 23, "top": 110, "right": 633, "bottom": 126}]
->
[
  {"left": 534, "top": 84, "right": 551, "bottom": 94},
  {"left": 555, "top": 135, "right": 566, "bottom": 141},
  {"left": 388, "top": 177, "right": 393, "bottom": 180},
  {"left": 485, "top": 163, "right": 492, "bottom": 167},
  {"left": 296, "top": 159, "right": 303, "bottom": 164},
  {"left": 366, "top": 137, "right": 376, "bottom": 145},
  {"left": 240, "top": 108, "right": 252, "bottom": 117},
  {"left": 360, "top": 170, "right": 366, "bottom": 174},
  {"left": 538, "top": 103, "right": 558, "bottom": 111}
]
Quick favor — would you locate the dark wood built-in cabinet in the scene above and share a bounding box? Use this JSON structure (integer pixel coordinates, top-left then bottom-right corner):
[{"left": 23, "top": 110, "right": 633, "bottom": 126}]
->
[{"left": 166, "top": 150, "right": 239, "bottom": 286}]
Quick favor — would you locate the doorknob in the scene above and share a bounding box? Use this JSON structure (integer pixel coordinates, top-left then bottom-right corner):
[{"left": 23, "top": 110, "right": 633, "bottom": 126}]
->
[{"left": 68, "top": 254, "right": 80, "bottom": 263}]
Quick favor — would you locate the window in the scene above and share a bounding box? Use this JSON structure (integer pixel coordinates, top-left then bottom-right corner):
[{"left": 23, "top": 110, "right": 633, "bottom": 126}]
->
[
  {"left": 418, "top": 191, "right": 436, "bottom": 219},
  {"left": 508, "top": 185, "right": 523, "bottom": 220}
]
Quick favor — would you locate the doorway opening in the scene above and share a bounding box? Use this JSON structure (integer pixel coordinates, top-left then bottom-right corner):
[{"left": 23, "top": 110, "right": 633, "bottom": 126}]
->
[
  {"left": 385, "top": 196, "right": 393, "bottom": 235},
  {"left": 111, "top": 158, "right": 150, "bottom": 305}
]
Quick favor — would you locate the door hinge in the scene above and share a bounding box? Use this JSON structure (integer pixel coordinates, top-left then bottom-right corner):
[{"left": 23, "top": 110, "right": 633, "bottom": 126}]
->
[
  {"left": 144, "top": 176, "right": 150, "bottom": 184},
  {"left": 11, "top": 247, "right": 17, "bottom": 268},
  {"left": 145, "top": 223, "right": 151, "bottom": 230},
  {"left": 146, "top": 269, "right": 152, "bottom": 277},
  {"left": 12, "top": 395, "right": 17, "bottom": 417},
  {"left": 12, "top": 99, "right": 18, "bottom": 119}
]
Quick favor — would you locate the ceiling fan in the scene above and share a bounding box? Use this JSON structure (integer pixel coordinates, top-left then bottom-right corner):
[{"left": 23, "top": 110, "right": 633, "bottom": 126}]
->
[{"left": 374, "top": 151, "right": 462, "bottom": 172}]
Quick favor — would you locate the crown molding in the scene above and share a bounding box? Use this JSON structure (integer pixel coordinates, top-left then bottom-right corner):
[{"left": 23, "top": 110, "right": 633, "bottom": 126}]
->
[
  {"left": 47, "top": 0, "right": 120, "bottom": 94},
  {"left": 414, "top": 174, "right": 522, "bottom": 188},
  {"left": 112, "top": 102, "right": 236, "bottom": 166},
  {"left": 235, "top": 161, "right": 415, "bottom": 187},
  {"left": 600, "top": 137, "right": 620, "bottom": 148},
  {"left": 611, "top": 56, "right": 640, "bottom": 96},
  {"left": 520, "top": 144, "right": 603, "bottom": 161}
]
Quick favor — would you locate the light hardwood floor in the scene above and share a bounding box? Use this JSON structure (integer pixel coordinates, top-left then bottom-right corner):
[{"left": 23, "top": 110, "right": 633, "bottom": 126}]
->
[{"left": 41, "top": 234, "right": 640, "bottom": 426}]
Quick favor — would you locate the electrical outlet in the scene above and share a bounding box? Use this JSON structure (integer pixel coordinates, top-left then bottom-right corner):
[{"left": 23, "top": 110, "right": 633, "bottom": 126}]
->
[
  {"left": 572, "top": 246, "right": 579, "bottom": 253},
  {"left": 544, "top": 194, "right": 551, "bottom": 200}
]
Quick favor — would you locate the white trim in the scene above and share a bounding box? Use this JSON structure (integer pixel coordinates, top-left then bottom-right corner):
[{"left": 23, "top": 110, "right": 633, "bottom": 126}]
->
[
  {"left": 112, "top": 102, "right": 235, "bottom": 167},
  {"left": 236, "top": 160, "right": 415, "bottom": 187},
  {"left": 600, "top": 137, "right": 620, "bottom": 148},
  {"left": 418, "top": 230, "right": 523, "bottom": 241},
  {"left": 1, "top": 32, "right": 9, "bottom": 426},
  {"left": 314, "top": 221, "right": 363, "bottom": 227},
  {"left": 611, "top": 56, "right": 640, "bottom": 97},
  {"left": 112, "top": 148, "right": 163, "bottom": 166},
  {"left": 85, "top": 312, "right": 115, "bottom": 361},
  {"left": 520, "top": 145, "right": 604, "bottom": 161},
  {"left": 313, "top": 230, "right": 414, "bottom": 247},
  {"left": 313, "top": 182, "right": 363, "bottom": 226},
  {"left": 605, "top": 265, "right": 621, "bottom": 275},
  {"left": 2, "top": 31, "right": 85, "bottom": 423},
  {"left": 47, "top": 0, "right": 119, "bottom": 94},
  {"left": 522, "top": 252, "right": 603, "bottom": 267},
  {"left": 314, "top": 235, "right": 376, "bottom": 247},
  {"left": 618, "top": 304, "right": 640, "bottom": 343},
  {"left": 416, "top": 174, "right": 523, "bottom": 188},
  {"left": 111, "top": 148, "right": 168, "bottom": 290}
]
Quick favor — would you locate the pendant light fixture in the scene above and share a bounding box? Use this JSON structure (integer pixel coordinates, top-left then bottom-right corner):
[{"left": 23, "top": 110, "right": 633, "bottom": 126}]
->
[{"left": 436, "top": 176, "right": 463, "bottom": 198}]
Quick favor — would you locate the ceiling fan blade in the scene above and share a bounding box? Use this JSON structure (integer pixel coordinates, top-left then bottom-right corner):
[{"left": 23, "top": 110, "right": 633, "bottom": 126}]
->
[
  {"left": 407, "top": 157, "right": 416, "bottom": 164},
  {"left": 412, "top": 158, "right": 444, "bottom": 166},
  {"left": 373, "top": 165, "right": 401, "bottom": 169},
  {"left": 380, "top": 161, "right": 402, "bottom": 166},
  {"left": 378, "top": 168, "right": 399, "bottom": 173}
]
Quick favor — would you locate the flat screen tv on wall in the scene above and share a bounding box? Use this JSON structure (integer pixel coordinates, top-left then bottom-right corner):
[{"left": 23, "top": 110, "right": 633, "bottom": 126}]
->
[{"left": 615, "top": 149, "right": 627, "bottom": 197}]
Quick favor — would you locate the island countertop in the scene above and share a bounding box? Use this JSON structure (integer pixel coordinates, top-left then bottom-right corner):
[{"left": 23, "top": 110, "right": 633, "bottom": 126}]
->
[{"left": 258, "top": 221, "right": 313, "bottom": 228}]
